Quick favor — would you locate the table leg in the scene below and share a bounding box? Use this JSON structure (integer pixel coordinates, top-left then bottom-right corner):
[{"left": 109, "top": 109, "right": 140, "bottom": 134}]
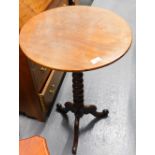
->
[
  {"left": 83, "top": 105, "right": 109, "bottom": 118},
  {"left": 72, "top": 116, "right": 80, "bottom": 154},
  {"left": 57, "top": 102, "right": 74, "bottom": 114}
]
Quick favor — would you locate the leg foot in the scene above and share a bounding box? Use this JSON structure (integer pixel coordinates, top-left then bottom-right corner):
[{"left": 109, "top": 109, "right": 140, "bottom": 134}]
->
[
  {"left": 83, "top": 105, "right": 109, "bottom": 118},
  {"left": 72, "top": 116, "right": 80, "bottom": 154},
  {"left": 56, "top": 102, "right": 73, "bottom": 114}
]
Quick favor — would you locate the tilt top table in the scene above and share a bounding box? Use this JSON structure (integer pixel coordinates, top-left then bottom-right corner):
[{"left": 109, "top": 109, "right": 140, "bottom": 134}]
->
[{"left": 20, "top": 6, "right": 132, "bottom": 154}]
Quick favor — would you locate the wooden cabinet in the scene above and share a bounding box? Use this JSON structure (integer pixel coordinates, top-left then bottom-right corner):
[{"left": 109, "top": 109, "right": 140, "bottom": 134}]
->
[{"left": 19, "top": 0, "right": 69, "bottom": 121}]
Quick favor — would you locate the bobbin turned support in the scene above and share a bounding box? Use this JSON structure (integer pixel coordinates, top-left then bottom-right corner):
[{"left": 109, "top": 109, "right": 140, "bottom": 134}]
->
[{"left": 56, "top": 72, "right": 109, "bottom": 154}]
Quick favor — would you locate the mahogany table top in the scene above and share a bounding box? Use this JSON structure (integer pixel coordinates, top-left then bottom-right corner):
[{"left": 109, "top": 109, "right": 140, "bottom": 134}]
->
[{"left": 20, "top": 6, "right": 132, "bottom": 72}]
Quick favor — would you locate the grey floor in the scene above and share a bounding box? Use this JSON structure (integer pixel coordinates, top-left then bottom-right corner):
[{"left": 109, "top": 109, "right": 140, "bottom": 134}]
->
[{"left": 19, "top": 0, "right": 136, "bottom": 155}]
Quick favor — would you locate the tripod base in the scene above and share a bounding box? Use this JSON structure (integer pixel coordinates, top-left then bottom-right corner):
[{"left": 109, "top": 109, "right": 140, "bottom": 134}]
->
[
  {"left": 56, "top": 103, "right": 108, "bottom": 154},
  {"left": 56, "top": 72, "right": 109, "bottom": 154},
  {"left": 57, "top": 102, "right": 109, "bottom": 118}
]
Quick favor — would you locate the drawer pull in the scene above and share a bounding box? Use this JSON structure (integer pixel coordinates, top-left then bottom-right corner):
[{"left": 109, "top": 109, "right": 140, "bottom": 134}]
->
[
  {"left": 49, "top": 89, "right": 55, "bottom": 94},
  {"left": 50, "top": 84, "right": 55, "bottom": 88},
  {"left": 40, "top": 66, "right": 47, "bottom": 71}
]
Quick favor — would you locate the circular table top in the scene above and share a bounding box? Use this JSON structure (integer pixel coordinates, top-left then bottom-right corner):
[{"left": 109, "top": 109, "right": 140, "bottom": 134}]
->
[{"left": 20, "top": 6, "right": 132, "bottom": 72}]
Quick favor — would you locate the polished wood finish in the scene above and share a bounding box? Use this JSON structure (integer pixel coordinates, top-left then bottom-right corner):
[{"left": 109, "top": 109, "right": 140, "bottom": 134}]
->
[
  {"left": 20, "top": 6, "right": 132, "bottom": 72},
  {"left": 22, "top": 0, "right": 52, "bottom": 13},
  {"left": 19, "top": 0, "right": 52, "bottom": 28},
  {"left": 19, "top": 136, "right": 50, "bottom": 155}
]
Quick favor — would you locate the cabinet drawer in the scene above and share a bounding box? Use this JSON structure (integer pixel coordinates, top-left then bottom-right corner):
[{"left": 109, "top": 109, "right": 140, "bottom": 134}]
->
[
  {"left": 38, "top": 70, "right": 64, "bottom": 112},
  {"left": 28, "top": 60, "right": 51, "bottom": 92}
]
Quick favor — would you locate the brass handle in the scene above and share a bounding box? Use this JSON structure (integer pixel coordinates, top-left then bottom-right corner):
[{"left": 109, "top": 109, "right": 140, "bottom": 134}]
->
[
  {"left": 50, "top": 84, "right": 55, "bottom": 88},
  {"left": 40, "top": 66, "right": 47, "bottom": 71},
  {"left": 49, "top": 89, "right": 55, "bottom": 94}
]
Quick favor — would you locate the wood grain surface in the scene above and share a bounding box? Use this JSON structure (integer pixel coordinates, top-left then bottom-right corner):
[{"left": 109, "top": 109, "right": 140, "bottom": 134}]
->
[
  {"left": 19, "top": 0, "right": 52, "bottom": 28},
  {"left": 20, "top": 6, "right": 132, "bottom": 72},
  {"left": 19, "top": 136, "right": 50, "bottom": 155}
]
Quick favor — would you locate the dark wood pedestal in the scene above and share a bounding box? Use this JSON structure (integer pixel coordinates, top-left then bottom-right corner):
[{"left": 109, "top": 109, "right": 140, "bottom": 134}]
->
[{"left": 56, "top": 72, "right": 109, "bottom": 154}]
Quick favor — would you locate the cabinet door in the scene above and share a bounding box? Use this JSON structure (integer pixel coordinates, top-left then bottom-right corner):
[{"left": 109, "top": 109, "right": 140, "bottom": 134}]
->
[{"left": 28, "top": 60, "right": 51, "bottom": 93}]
